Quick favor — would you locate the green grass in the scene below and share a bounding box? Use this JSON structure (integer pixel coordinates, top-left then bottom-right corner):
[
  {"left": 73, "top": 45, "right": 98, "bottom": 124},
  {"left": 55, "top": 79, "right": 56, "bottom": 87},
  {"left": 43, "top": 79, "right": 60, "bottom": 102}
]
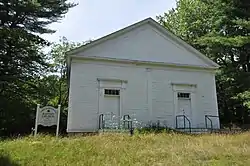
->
[{"left": 1, "top": 133, "right": 250, "bottom": 166}]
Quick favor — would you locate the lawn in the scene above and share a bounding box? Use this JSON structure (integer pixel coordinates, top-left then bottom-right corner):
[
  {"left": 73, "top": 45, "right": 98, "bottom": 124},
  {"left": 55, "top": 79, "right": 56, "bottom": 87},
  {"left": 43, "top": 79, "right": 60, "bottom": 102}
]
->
[{"left": 0, "top": 132, "right": 250, "bottom": 166}]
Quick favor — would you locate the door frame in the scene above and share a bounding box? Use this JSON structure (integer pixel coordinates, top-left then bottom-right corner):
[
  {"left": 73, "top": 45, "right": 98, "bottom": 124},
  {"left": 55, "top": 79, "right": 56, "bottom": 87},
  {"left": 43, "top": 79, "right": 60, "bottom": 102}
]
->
[
  {"left": 172, "top": 83, "right": 197, "bottom": 128},
  {"left": 176, "top": 93, "right": 192, "bottom": 128},
  {"left": 97, "top": 78, "right": 127, "bottom": 128}
]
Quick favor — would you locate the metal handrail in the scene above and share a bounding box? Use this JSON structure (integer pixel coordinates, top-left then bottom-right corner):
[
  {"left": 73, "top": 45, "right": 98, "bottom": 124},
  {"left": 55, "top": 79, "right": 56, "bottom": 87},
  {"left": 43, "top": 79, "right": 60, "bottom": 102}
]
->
[
  {"left": 176, "top": 115, "right": 191, "bottom": 133},
  {"left": 205, "top": 115, "right": 219, "bottom": 130},
  {"left": 98, "top": 114, "right": 134, "bottom": 135},
  {"left": 99, "top": 114, "right": 104, "bottom": 130},
  {"left": 123, "top": 114, "right": 133, "bottom": 136},
  {"left": 123, "top": 114, "right": 131, "bottom": 129}
]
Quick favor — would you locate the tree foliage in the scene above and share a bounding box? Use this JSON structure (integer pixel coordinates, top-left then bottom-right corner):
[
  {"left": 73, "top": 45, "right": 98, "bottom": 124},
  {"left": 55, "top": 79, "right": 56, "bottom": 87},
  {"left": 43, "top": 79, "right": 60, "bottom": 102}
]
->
[
  {"left": 157, "top": 0, "right": 250, "bottom": 125},
  {"left": 0, "top": 0, "right": 76, "bottom": 136}
]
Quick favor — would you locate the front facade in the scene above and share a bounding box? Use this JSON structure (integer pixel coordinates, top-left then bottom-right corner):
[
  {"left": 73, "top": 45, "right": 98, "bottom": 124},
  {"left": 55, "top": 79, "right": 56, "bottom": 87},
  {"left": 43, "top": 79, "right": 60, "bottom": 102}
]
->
[{"left": 67, "top": 18, "right": 220, "bottom": 133}]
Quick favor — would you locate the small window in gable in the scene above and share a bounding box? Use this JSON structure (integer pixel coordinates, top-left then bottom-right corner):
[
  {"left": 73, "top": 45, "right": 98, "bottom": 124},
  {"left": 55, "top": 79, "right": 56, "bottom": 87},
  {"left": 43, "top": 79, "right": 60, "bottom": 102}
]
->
[
  {"left": 104, "top": 89, "right": 120, "bottom": 96},
  {"left": 177, "top": 92, "right": 190, "bottom": 99}
]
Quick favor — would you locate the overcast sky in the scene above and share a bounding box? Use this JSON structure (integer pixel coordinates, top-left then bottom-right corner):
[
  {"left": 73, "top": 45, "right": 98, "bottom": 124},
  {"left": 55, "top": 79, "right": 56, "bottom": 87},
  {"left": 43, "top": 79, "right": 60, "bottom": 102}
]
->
[{"left": 42, "top": 0, "right": 176, "bottom": 43}]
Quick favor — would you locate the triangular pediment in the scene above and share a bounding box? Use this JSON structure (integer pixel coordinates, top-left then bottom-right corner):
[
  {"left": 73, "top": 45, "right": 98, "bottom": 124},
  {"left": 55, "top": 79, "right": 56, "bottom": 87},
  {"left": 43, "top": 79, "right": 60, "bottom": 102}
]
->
[{"left": 68, "top": 18, "right": 219, "bottom": 68}]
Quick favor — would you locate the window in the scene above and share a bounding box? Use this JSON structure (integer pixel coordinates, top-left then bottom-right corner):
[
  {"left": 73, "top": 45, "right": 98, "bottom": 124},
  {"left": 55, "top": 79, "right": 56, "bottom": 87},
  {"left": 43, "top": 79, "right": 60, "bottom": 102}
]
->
[
  {"left": 104, "top": 89, "right": 120, "bottom": 96},
  {"left": 178, "top": 92, "right": 190, "bottom": 99}
]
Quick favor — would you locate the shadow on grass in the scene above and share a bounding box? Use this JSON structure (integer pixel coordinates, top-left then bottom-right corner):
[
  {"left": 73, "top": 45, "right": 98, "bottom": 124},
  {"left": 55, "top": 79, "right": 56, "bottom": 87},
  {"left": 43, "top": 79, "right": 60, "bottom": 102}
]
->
[{"left": 0, "top": 155, "right": 20, "bottom": 166}]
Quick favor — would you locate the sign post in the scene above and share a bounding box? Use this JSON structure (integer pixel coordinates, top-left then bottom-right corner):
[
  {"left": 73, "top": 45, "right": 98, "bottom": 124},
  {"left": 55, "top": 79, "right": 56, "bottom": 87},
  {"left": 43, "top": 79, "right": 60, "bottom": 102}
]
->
[
  {"left": 56, "top": 105, "right": 61, "bottom": 137},
  {"left": 34, "top": 104, "right": 40, "bottom": 136},
  {"left": 34, "top": 104, "right": 61, "bottom": 137}
]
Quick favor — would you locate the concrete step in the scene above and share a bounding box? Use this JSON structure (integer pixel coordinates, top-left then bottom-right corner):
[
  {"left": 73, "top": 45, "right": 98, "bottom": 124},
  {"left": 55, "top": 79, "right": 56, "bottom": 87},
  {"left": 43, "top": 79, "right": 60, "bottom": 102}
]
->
[
  {"left": 175, "top": 128, "right": 212, "bottom": 134},
  {"left": 98, "top": 128, "right": 133, "bottom": 135}
]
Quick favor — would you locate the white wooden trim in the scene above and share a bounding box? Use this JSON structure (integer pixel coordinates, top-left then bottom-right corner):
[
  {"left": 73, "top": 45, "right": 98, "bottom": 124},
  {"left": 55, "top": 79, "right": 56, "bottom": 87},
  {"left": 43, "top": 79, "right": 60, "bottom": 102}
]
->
[
  {"left": 172, "top": 83, "right": 197, "bottom": 93},
  {"left": 174, "top": 92, "right": 193, "bottom": 128},
  {"left": 97, "top": 79, "right": 127, "bottom": 127},
  {"left": 146, "top": 68, "right": 152, "bottom": 120},
  {"left": 72, "top": 59, "right": 217, "bottom": 74},
  {"left": 67, "top": 68, "right": 74, "bottom": 130},
  {"left": 98, "top": 88, "right": 104, "bottom": 115},
  {"left": 172, "top": 84, "right": 197, "bottom": 128},
  {"left": 119, "top": 83, "right": 123, "bottom": 127},
  {"left": 212, "top": 75, "right": 220, "bottom": 129},
  {"left": 171, "top": 82, "right": 197, "bottom": 87},
  {"left": 212, "top": 75, "right": 219, "bottom": 117},
  {"left": 190, "top": 92, "right": 196, "bottom": 128},
  {"left": 97, "top": 80, "right": 101, "bottom": 128},
  {"left": 172, "top": 91, "right": 178, "bottom": 128},
  {"left": 97, "top": 78, "right": 128, "bottom": 83},
  {"left": 71, "top": 55, "right": 218, "bottom": 70}
]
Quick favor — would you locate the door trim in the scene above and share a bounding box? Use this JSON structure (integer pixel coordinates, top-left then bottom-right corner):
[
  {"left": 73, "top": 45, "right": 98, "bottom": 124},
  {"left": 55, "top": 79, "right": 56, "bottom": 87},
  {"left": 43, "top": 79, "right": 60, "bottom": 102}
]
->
[
  {"left": 97, "top": 79, "right": 127, "bottom": 128},
  {"left": 172, "top": 84, "right": 197, "bottom": 128}
]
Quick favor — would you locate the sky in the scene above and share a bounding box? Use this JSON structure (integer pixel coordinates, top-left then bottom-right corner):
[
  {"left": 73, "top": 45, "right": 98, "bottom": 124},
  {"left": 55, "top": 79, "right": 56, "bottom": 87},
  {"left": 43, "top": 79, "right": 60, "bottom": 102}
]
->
[{"left": 42, "top": 0, "right": 176, "bottom": 43}]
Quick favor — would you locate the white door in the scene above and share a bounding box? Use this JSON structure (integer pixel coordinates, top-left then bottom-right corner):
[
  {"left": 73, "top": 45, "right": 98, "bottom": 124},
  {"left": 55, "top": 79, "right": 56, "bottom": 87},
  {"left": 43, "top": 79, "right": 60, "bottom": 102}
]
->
[
  {"left": 176, "top": 92, "right": 192, "bottom": 128},
  {"left": 102, "top": 89, "right": 120, "bottom": 128}
]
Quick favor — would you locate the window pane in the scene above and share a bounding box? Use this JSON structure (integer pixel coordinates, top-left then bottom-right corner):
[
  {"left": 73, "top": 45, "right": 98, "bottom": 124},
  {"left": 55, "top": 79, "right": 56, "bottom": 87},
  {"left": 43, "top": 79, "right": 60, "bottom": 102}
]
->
[
  {"left": 178, "top": 92, "right": 190, "bottom": 99},
  {"left": 104, "top": 89, "right": 120, "bottom": 96}
]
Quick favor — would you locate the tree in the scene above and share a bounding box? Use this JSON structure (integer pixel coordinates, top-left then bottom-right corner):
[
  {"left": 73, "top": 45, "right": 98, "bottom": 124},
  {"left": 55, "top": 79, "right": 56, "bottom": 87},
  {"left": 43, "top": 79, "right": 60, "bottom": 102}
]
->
[
  {"left": 157, "top": 0, "right": 250, "bottom": 126},
  {"left": 0, "top": 0, "right": 76, "bottom": 93},
  {"left": 48, "top": 37, "right": 91, "bottom": 107},
  {"left": 0, "top": 0, "right": 76, "bottom": 136},
  {"left": 30, "top": 37, "right": 91, "bottom": 133}
]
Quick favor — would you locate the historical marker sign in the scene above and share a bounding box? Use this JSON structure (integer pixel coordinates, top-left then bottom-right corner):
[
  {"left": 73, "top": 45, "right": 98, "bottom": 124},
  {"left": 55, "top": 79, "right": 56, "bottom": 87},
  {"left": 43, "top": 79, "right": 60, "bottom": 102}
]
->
[
  {"left": 38, "top": 106, "right": 58, "bottom": 126},
  {"left": 34, "top": 104, "right": 61, "bottom": 137}
]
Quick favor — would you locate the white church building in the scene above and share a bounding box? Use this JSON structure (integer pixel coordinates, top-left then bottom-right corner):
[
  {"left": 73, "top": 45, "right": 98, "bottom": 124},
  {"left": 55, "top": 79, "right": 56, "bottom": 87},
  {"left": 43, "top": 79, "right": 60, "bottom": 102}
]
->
[{"left": 66, "top": 18, "right": 220, "bottom": 133}]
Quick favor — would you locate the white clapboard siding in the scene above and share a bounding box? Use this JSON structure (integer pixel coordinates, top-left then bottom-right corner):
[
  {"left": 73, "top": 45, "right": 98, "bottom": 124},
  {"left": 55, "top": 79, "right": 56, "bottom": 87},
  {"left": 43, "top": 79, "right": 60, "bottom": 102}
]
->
[{"left": 67, "top": 60, "right": 219, "bottom": 132}]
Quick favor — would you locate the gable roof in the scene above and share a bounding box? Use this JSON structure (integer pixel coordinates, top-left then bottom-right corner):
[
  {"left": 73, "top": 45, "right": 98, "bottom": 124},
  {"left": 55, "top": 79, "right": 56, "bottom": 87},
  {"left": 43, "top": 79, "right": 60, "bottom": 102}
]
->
[{"left": 67, "top": 17, "right": 220, "bottom": 68}]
